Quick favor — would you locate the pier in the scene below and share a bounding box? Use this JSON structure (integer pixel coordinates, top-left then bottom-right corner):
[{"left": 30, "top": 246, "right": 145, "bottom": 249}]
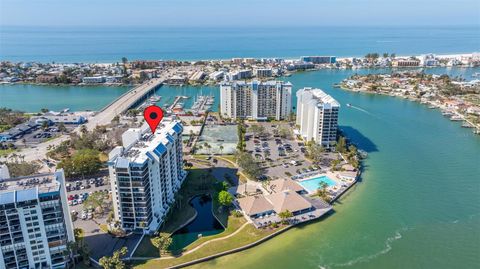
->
[
  {"left": 85, "top": 78, "right": 164, "bottom": 130},
  {"left": 166, "top": 96, "right": 188, "bottom": 113}
]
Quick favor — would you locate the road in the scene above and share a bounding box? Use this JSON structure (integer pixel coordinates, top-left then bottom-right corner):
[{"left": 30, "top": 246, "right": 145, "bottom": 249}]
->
[
  {"left": 85, "top": 77, "right": 164, "bottom": 130},
  {"left": 9, "top": 78, "right": 166, "bottom": 170}
]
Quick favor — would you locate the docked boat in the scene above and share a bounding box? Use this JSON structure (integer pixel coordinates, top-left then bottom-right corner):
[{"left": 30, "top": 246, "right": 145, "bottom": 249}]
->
[
  {"left": 442, "top": 111, "right": 453, "bottom": 117},
  {"left": 358, "top": 149, "right": 368, "bottom": 159},
  {"left": 450, "top": 115, "right": 463, "bottom": 121},
  {"left": 149, "top": 95, "right": 161, "bottom": 102},
  {"left": 461, "top": 122, "right": 474, "bottom": 128}
]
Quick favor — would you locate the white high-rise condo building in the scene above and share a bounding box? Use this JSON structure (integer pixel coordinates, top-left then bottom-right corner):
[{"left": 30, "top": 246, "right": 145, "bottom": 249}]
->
[
  {"left": 0, "top": 170, "right": 75, "bottom": 269},
  {"left": 296, "top": 88, "right": 340, "bottom": 148},
  {"left": 108, "top": 119, "right": 186, "bottom": 234},
  {"left": 220, "top": 80, "right": 292, "bottom": 120}
]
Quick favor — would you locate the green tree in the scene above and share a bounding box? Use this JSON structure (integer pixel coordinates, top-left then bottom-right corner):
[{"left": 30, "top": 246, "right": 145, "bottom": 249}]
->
[
  {"left": 150, "top": 233, "right": 172, "bottom": 256},
  {"left": 79, "top": 125, "right": 87, "bottom": 135},
  {"left": 42, "top": 120, "right": 49, "bottom": 130},
  {"left": 249, "top": 124, "right": 266, "bottom": 137},
  {"left": 99, "top": 247, "right": 128, "bottom": 269},
  {"left": 83, "top": 191, "right": 109, "bottom": 215},
  {"left": 40, "top": 108, "right": 49, "bottom": 113},
  {"left": 217, "top": 190, "right": 233, "bottom": 207},
  {"left": 219, "top": 145, "right": 224, "bottom": 155},
  {"left": 336, "top": 136, "right": 347, "bottom": 153},
  {"left": 58, "top": 122, "right": 67, "bottom": 133},
  {"left": 316, "top": 182, "right": 330, "bottom": 202},
  {"left": 235, "top": 151, "right": 262, "bottom": 179},
  {"left": 58, "top": 149, "right": 101, "bottom": 178},
  {"left": 306, "top": 141, "right": 324, "bottom": 163},
  {"left": 278, "top": 126, "right": 292, "bottom": 139},
  {"left": 278, "top": 210, "right": 293, "bottom": 224}
]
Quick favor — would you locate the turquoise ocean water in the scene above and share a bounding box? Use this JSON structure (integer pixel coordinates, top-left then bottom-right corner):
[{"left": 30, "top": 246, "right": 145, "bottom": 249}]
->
[
  {"left": 0, "top": 26, "right": 479, "bottom": 62},
  {"left": 1, "top": 26, "right": 479, "bottom": 269}
]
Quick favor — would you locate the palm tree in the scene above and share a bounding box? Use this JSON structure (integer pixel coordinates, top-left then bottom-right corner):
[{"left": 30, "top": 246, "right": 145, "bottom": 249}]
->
[
  {"left": 219, "top": 145, "right": 224, "bottom": 155},
  {"left": 316, "top": 182, "right": 330, "bottom": 202},
  {"left": 79, "top": 125, "right": 87, "bottom": 135},
  {"left": 278, "top": 210, "right": 293, "bottom": 224}
]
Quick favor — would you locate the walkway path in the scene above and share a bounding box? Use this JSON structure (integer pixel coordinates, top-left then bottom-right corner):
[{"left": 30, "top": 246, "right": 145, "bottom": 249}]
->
[
  {"left": 156, "top": 222, "right": 250, "bottom": 260},
  {"left": 215, "top": 156, "right": 251, "bottom": 182}
]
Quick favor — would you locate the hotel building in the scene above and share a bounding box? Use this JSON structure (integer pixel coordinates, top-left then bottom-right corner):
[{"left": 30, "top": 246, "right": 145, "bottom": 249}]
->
[
  {"left": 300, "top": 56, "right": 337, "bottom": 64},
  {"left": 220, "top": 80, "right": 292, "bottom": 120},
  {"left": 296, "top": 88, "right": 340, "bottom": 147},
  {"left": 0, "top": 170, "right": 75, "bottom": 269},
  {"left": 108, "top": 119, "right": 186, "bottom": 234}
]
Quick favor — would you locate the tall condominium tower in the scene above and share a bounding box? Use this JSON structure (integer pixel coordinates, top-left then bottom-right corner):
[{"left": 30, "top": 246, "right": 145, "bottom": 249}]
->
[
  {"left": 108, "top": 119, "right": 186, "bottom": 233},
  {"left": 0, "top": 170, "right": 75, "bottom": 269},
  {"left": 220, "top": 80, "right": 292, "bottom": 120},
  {"left": 296, "top": 87, "right": 340, "bottom": 148}
]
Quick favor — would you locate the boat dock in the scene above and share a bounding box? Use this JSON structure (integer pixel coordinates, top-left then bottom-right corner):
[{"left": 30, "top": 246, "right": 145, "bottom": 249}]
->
[
  {"left": 166, "top": 96, "right": 189, "bottom": 114},
  {"left": 190, "top": 95, "right": 214, "bottom": 115}
]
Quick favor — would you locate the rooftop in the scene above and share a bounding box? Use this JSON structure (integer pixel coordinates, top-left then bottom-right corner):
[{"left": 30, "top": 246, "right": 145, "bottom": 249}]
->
[
  {"left": 298, "top": 87, "right": 340, "bottom": 108},
  {"left": 237, "top": 195, "right": 274, "bottom": 216},
  {"left": 265, "top": 190, "right": 312, "bottom": 213},
  {"left": 0, "top": 172, "right": 62, "bottom": 205},
  {"left": 221, "top": 80, "right": 292, "bottom": 87},
  {"left": 267, "top": 179, "right": 304, "bottom": 194},
  {"left": 110, "top": 119, "right": 183, "bottom": 165}
]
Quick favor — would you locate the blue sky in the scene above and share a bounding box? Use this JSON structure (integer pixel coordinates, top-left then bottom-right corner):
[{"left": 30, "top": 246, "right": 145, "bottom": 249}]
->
[{"left": 1, "top": 0, "right": 479, "bottom": 27}]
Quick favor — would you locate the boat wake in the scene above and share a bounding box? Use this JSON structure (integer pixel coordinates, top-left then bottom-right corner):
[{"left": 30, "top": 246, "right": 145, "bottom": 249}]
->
[
  {"left": 331, "top": 227, "right": 408, "bottom": 268},
  {"left": 347, "top": 104, "right": 376, "bottom": 117}
]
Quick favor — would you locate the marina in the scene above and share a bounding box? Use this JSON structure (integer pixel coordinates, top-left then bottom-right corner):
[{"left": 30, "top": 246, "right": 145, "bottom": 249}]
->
[{"left": 189, "top": 95, "right": 215, "bottom": 115}]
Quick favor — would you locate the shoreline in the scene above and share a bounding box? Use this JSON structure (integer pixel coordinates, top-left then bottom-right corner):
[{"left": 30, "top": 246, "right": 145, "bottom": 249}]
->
[
  {"left": 1, "top": 52, "right": 478, "bottom": 88},
  {"left": 1, "top": 51, "right": 477, "bottom": 65}
]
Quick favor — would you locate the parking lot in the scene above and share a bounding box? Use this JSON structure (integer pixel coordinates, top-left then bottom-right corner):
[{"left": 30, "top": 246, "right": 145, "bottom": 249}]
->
[
  {"left": 67, "top": 177, "right": 112, "bottom": 231},
  {"left": 245, "top": 122, "right": 339, "bottom": 180}
]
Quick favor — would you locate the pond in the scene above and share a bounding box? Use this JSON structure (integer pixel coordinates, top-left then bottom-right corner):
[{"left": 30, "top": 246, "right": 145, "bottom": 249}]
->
[{"left": 170, "top": 195, "right": 224, "bottom": 251}]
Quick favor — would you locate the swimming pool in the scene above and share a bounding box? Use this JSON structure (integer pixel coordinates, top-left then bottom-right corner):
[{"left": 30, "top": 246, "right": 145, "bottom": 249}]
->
[{"left": 298, "top": 175, "right": 337, "bottom": 193}]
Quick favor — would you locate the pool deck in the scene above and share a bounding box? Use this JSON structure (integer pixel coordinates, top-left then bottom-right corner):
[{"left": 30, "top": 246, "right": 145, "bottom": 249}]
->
[{"left": 294, "top": 171, "right": 358, "bottom": 200}]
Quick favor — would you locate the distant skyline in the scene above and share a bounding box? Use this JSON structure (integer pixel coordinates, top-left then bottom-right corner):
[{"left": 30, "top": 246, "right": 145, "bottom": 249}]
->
[{"left": 1, "top": 0, "right": 479, "bottom": 27}]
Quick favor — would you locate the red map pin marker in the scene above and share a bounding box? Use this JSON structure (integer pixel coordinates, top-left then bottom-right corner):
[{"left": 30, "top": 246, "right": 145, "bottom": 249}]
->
[{"left": 144, "top": 105, "right": 164, "bottom": 134}]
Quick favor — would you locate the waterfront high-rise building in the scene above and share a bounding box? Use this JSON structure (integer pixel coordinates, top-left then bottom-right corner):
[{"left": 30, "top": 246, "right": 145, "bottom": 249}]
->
[
  {"left": 108, "top": 119, "right": 186, "bottom": 233},
  {"left": 296, "top": 88, "right": 340, "bottom": 147},
  {"left": 300, "top": 56, "right": 336, "bottom": 64},
  {"left": 0, "top": 170, "right": 75, "bottom": 269},
  {"left": 220, "top": 80, "right": 292, "bottom": 120}
]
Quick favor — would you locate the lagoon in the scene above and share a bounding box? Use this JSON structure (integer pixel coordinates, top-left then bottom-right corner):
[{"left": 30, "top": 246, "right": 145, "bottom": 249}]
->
[{"left": 170, "top": 195, "right": 224, "bottom": 251}]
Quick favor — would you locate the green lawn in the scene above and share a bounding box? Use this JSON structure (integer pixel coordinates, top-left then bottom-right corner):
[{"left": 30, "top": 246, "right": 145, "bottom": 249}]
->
[
  {"left": 0, "top": 148, "right": 15, "bottom": 156},
  {"left": 133, "top": 167, "right": 229, "bottom": 258},
  {"left": 133, "top": 224, "right": 286, "bottom": 269},
  {"left": 133, "top": 213, "right": 245, "bottom": 259},
  {"left": 132, "top": 158, "right": 280, "bottom": 268}
]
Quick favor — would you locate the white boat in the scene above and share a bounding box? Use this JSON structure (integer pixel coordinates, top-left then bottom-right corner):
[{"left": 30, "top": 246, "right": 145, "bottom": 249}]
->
[
  {"left": 450, "top": 115, "right": 463, "bottom": 121},
  {"left": 149, "top": 95, "right": 161, "bottom": 102},
  {"left": 346, "top": 103, "right": 352, "bottom": 107}
]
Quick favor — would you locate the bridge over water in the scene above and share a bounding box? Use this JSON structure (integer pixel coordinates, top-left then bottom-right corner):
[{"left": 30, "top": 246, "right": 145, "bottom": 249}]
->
[{"left": 85, "top": 78, "right": 164, "bottom": 130}]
